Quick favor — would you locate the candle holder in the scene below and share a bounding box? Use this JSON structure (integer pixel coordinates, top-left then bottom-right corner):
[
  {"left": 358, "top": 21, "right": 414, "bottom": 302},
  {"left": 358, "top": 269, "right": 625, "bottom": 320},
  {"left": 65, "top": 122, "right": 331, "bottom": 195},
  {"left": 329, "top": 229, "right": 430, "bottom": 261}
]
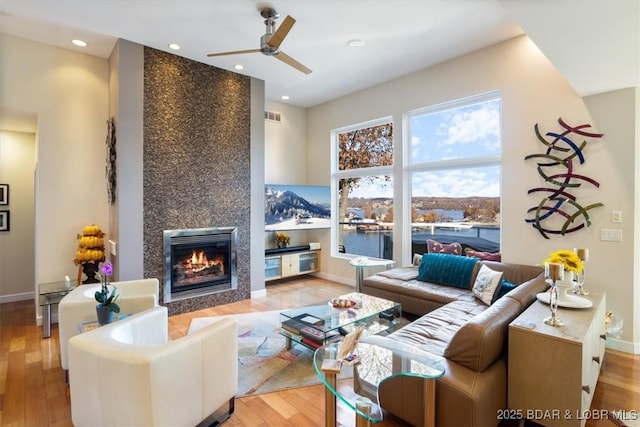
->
[
  {"left": 544, "top": 262, "right": 565, "bottom": 327},
  {"left": 572, "top": 248, "right": 589, "bottom": 295}
]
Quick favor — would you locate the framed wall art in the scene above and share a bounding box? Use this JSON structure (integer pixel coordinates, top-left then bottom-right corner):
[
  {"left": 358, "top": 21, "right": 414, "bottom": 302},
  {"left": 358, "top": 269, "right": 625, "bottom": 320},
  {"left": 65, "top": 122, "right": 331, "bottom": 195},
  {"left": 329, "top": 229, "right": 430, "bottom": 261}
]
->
[
  {"left": 0, "top": 210, "right": 9, "bottom": 231},
  {"left": 0, "top": 184, "right": 8, "bottom": 205}
]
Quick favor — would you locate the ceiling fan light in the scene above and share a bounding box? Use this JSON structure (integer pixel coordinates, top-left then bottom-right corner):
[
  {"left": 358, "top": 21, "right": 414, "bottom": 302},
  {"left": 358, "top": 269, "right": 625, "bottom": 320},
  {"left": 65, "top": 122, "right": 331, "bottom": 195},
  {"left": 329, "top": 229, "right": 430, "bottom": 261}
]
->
[{"left": 347, "top": 39, "right": 365, "bottom": 48}]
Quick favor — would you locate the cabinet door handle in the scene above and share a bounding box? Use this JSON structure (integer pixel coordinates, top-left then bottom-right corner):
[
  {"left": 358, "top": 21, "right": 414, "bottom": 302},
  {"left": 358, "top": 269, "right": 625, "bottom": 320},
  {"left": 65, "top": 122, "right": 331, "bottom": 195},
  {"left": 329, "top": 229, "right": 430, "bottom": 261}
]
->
[
  {"left": 600, "top": 334, "right": 606, "bottom": 340},
  {"left": 582, "top": 385, "right": 591, "bottom": 394},
  {"left": 592, "top": 356, "right": 600, "bottom": 364}
]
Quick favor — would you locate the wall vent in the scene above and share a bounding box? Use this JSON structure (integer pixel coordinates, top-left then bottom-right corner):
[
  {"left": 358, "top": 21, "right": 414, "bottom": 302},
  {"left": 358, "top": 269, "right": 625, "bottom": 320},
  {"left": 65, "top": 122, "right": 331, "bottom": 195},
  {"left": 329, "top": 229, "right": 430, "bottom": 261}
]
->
[{"left": 264, "top": 111, "right": 282, "bottom": 123}]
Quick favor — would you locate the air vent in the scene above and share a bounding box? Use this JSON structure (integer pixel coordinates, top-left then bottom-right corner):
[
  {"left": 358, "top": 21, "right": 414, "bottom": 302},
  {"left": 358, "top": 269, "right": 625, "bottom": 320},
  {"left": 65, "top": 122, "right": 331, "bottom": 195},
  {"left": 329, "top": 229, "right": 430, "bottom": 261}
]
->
[{"left": 264, "top": 111, "right": 282, "bottom": 123}]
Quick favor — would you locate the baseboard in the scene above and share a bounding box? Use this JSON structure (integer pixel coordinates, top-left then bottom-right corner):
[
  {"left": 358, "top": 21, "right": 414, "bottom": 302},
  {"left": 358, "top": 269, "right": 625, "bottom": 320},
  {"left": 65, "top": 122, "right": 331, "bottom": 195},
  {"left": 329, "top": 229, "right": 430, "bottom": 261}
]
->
[
  {"left": 251, "top": 288, "right": 267, "bottom": 298},
  {"left": 606, "top": 337, "right": 640, "bottom": 354},
  {"left": 311, "top": 271, "right": 355, "bottom": 287},
  {"left": 0, "top": 291, "right": 34, "bottom": 304}
]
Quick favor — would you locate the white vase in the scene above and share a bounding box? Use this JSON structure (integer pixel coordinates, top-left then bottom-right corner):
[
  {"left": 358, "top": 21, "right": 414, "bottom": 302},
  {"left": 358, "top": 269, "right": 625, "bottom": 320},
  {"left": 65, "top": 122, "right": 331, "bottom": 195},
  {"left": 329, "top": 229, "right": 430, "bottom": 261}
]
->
[{"left": 556, "top": 270, "right": 574, "bottom": 301}]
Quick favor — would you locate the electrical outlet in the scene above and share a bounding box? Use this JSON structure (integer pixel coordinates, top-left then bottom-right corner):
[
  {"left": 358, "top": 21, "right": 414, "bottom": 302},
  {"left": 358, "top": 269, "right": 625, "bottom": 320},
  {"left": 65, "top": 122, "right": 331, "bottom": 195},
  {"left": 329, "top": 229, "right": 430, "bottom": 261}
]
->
[
  {"left": 612, "top": 210, "right": 622, "bottom": 223},
  {"left": 600, "top": 229, "right": 622, "bottom": 242}
]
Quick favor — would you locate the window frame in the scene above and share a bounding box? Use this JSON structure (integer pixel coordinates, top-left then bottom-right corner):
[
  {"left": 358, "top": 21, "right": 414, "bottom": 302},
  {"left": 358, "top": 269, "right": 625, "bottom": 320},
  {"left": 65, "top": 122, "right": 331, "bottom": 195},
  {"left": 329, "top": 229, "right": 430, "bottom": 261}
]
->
[
  {"left": 331, "top": 116, "right": 394, "bottom": 259},
  {"left": 404, "top": 92, "right": 502, "bottom": 262}
]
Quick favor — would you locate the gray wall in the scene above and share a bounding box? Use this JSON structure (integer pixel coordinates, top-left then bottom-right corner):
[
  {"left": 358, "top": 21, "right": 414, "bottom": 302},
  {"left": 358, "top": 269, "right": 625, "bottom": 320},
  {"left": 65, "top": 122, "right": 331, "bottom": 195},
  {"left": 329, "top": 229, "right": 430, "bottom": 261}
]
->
[{"left": 141, "top": 47, "right": 253, "bottom": 315}]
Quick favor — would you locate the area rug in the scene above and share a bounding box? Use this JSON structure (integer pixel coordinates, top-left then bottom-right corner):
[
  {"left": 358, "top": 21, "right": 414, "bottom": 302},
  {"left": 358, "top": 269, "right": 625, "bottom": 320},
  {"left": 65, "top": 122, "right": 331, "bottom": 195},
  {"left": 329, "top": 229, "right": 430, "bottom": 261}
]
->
[{"left": 188, "top": 310, "right": 352, "bottom": 397}]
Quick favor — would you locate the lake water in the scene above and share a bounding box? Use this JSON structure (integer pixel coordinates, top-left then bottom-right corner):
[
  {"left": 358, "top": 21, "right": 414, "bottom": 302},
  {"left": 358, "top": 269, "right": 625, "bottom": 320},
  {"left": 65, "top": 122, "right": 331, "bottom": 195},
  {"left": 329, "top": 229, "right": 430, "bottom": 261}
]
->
[{"left": 342, "top": 227, "right": 500, "bottom": 259}]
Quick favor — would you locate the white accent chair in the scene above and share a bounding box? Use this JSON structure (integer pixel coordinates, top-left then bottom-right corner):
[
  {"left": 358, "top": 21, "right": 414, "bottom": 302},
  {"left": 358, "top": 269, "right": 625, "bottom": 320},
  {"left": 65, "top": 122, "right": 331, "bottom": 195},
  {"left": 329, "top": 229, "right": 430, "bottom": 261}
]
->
[
  {"left": 58, "top": 278, "right": 160, "bottom": 380},
  {"left": 68, "top": 306, "right": 238, "bottom": 427}
]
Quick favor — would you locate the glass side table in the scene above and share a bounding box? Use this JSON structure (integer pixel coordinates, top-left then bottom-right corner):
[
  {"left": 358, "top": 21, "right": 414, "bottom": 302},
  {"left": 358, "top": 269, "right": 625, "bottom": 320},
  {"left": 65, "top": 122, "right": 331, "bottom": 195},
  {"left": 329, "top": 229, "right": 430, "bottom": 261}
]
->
[
  {"left": 314, "top": 335, "right": 445, "bottom": 427},
  {"left": 38, "top": 280, "right": 76, "bottom": 338},
  {"left": 349, "top": 258, "right": 395, "bottom": 292}
]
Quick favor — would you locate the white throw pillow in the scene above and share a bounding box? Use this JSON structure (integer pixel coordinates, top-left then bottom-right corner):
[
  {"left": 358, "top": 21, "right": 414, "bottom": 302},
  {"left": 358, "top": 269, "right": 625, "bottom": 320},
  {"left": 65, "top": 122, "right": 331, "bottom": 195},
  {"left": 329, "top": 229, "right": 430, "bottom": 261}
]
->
[
  {"left": 472, "top": 264, "right": 504, "bottom": 305},
  {"left": 412, "top": 253, "right": 423, "bottom": 266}
]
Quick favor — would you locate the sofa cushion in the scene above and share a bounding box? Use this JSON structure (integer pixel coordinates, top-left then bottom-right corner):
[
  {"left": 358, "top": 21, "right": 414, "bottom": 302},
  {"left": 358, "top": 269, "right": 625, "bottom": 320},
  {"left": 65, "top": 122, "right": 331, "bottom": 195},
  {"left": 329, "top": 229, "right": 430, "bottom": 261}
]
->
[
  {"left": 465, "top": 248, "right": 501, "bottom": 261},
  {"left": 427, "top": 239, "right": 463, "bottom": 255},
  {"left": 417, "top": 253, "right": 478, "bottom": 289},
  {"left": 444, "top": 295, "right": 522, "bottom": 372},
  {"left": 390, "top": 299, "right": 487, "bottom": 356},
  {"left": 471, "top": 264, "right": 503, "bottom": 305}
]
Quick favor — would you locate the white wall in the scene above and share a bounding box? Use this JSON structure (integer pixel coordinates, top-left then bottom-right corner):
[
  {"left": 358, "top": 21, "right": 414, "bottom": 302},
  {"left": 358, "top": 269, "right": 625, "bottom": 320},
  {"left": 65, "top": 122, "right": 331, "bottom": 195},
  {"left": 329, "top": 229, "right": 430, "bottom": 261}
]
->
[
  {"left": 306, "top": 35, "right": 638, "bottom": 352},
  {"left": 0, "top": 130, "right": 36, "bottom": 301},
  {"left": 0, "top": 34, "right": 109, "bottom": 300}
]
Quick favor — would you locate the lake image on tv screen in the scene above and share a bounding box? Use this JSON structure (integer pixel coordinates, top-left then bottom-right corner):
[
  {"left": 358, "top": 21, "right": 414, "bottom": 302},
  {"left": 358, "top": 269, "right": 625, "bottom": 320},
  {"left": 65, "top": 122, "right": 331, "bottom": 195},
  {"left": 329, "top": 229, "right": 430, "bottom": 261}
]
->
[{"left": 265, "top": 185, "right": 331, "bottom": 230}]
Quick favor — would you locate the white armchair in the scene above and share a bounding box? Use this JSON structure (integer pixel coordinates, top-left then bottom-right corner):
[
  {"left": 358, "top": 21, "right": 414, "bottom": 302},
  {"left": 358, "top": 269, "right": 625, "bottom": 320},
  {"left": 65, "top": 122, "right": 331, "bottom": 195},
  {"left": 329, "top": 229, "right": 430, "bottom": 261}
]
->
[
  {"left": 68, "top": 306, "right": 238, "bottom": 427},
  {"left": 58, "top": 278, "right": 160, "bottom": 378}
]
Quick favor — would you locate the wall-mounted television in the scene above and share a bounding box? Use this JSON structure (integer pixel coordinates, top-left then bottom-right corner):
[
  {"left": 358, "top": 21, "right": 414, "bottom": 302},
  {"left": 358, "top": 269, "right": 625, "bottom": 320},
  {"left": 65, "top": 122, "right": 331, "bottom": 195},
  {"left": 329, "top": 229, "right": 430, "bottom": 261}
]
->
[{"left": 265, "top": 184, "right": 331, "bottom": 230}]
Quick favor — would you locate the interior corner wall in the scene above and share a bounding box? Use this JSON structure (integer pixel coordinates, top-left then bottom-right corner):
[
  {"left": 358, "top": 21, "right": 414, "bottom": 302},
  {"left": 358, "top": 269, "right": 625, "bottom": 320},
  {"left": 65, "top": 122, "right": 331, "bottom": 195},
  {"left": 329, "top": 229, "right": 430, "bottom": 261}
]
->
[
  {"left": 263, "top": 100, "right": 313, "bottom": 249},
  {"left": 108, "top": 39, "right": 144, "bottom": 281},
  {"left": 583, "top": 88, "right": 637, "bottom": 352}
]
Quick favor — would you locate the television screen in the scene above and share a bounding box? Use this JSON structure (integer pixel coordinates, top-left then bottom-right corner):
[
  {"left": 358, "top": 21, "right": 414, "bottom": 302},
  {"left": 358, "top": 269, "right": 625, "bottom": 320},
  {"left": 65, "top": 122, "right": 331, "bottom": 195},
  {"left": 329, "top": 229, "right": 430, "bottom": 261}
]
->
[{"left": 265, "top": 184, "right": 331, "bottom": 230}]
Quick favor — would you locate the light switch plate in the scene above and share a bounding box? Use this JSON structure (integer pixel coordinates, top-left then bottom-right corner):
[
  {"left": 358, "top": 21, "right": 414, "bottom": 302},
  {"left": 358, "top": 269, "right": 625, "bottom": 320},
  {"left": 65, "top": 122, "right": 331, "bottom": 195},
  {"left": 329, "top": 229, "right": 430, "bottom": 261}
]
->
[
  {"left": 612, "top": 211, "right": 622, "bottom": 223},
  {"left": 601, "top": 229, "right": 622, "bottom": 242},
  {"left": 108, "top": 240, "right": 117, "bottom": 256}
]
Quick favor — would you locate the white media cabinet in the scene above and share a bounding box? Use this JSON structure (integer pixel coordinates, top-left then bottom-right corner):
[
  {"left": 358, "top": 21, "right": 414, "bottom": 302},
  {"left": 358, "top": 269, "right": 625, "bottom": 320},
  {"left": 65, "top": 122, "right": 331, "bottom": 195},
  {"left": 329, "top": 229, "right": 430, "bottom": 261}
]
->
[{"left": 265, "top": 247, "right": 320, "bottom": 281}]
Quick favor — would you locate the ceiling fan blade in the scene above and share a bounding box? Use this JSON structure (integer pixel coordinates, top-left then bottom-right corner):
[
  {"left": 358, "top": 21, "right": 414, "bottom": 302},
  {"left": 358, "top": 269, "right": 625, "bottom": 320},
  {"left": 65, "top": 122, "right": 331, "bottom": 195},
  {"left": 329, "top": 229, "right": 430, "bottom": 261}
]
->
[
  {"left": 207, "top": 49, "right": 261, "bottom": 57},
  {"left": 275, "top": 51, "right": 312, "bottom": 75},
  {"left": 268, "top": 15, "right": 295, "bottom": 49}
]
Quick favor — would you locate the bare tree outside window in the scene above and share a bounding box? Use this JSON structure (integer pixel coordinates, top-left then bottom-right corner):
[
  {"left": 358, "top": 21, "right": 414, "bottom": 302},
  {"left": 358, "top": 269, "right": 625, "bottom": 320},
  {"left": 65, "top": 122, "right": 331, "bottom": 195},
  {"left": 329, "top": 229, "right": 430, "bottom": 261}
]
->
[{"left": 337, "top": 123, "right": 393, "bottom": 222}]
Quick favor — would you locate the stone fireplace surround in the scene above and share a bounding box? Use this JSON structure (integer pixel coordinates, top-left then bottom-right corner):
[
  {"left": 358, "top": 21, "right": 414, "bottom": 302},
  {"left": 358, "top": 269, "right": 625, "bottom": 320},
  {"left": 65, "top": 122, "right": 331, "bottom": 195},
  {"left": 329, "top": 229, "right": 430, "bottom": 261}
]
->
[{"left": 141, "top": 47, "right": 252, "bottom": 315}]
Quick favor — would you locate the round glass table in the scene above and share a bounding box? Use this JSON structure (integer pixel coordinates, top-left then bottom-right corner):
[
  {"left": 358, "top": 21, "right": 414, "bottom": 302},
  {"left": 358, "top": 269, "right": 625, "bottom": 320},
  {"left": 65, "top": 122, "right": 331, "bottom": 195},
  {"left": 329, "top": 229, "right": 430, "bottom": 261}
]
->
[{"left": 313, "top": 335, "right": 445, "bottom": 427}]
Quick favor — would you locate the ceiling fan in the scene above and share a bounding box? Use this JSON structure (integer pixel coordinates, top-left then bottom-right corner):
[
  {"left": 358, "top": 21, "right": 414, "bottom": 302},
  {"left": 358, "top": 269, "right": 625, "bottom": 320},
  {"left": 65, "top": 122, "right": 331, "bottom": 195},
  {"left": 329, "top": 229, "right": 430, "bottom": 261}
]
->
[{"left": 207, "top": 8, "right": 312, "bottom": 75}]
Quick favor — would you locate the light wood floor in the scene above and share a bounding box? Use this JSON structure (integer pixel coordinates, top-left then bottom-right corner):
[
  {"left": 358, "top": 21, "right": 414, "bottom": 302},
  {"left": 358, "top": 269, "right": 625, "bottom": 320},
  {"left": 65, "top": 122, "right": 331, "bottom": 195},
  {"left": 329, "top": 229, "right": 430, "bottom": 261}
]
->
[{"left": 0, "top": 276, "right": 638, "bottom": 427}]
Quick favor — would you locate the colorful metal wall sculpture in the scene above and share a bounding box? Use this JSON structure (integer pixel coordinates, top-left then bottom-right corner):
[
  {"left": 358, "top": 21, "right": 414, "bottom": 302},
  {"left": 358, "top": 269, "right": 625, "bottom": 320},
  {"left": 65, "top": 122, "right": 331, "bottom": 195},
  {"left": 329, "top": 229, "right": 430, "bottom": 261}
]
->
[{"left": 525, "top": 118, "right": 604, "bottom": 239}]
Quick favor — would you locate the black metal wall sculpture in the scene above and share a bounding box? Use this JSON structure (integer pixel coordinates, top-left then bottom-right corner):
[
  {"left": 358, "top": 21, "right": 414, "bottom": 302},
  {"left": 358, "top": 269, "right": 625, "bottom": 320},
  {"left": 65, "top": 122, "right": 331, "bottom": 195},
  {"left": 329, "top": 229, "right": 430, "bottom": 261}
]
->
[{"left": 524, "top": 118, "right": 604, "bottom": 239}]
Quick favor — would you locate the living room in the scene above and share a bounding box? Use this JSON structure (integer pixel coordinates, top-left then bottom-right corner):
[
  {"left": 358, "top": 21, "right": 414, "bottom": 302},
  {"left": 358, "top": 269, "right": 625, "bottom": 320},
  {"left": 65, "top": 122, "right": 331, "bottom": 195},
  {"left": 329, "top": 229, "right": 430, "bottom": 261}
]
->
[{"left": 0, "top": 1, "right": 638, "bottom": 426}]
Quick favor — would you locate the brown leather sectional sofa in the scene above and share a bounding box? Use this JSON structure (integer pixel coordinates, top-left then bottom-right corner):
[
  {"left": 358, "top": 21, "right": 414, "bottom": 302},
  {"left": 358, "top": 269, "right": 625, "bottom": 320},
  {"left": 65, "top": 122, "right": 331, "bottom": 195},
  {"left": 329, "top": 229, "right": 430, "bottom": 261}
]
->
[{"left": 361, "top": 260, "right": 547, "bottom": 427}]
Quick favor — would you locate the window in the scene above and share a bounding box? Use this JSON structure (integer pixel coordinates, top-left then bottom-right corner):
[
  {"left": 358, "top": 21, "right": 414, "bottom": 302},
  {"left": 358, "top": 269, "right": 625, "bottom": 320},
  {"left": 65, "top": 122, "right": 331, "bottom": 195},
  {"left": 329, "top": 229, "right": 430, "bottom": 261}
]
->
[
  {"left": 407, "top": 94, "right": 501, "bottom": 254},
  {"left": 331, "top": 94, "right": 501, "bottom": 263},
  {"left": 333, "top": 119, "right": 393, "bottom": 258}
]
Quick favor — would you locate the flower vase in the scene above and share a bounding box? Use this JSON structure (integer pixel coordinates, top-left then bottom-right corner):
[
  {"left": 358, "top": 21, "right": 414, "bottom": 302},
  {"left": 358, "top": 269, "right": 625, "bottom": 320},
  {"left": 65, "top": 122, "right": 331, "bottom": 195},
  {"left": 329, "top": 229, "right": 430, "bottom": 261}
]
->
[
  {"left": 96, "top": 304, "right": 114, "bottom": 326},
  {"left": 555, "top": 270, "right": 574, "bottom": 302},
  {"left": 82, "top": 262, "right": 100, "bottom": 284}
]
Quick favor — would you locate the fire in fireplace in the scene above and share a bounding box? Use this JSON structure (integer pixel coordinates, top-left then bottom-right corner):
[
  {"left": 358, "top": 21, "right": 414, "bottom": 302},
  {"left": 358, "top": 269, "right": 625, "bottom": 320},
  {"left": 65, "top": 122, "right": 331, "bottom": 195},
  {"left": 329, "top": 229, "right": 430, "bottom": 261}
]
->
[{"left": 163, "top": 227, "right": 238, "bottom": 303}]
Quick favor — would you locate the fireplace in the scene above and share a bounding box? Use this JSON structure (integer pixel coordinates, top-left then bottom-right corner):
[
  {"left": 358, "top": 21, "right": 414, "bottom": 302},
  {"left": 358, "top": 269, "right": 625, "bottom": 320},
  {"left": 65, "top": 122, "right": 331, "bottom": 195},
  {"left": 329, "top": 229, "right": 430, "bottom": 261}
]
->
[{"left": 163, "top": 227, "right": 238, "bottom": 303}]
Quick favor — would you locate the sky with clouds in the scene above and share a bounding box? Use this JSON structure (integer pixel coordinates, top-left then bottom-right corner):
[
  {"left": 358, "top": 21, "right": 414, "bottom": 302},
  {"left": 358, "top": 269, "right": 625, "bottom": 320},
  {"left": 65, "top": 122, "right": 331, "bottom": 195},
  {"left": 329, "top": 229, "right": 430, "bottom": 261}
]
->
[{"left": 346, "top": 98, "right": 501, "bottom": 200}]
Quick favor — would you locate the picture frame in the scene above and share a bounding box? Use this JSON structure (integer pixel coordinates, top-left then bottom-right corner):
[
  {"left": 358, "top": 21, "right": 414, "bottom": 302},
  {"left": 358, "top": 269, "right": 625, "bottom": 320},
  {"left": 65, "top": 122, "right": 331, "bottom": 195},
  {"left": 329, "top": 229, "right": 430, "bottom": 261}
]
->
[
  {"left": 0, "top": 210, "right": 9, "bottom": 231},
  {"left": 0, "top": 184, "right": 8, "bottom": 205}
]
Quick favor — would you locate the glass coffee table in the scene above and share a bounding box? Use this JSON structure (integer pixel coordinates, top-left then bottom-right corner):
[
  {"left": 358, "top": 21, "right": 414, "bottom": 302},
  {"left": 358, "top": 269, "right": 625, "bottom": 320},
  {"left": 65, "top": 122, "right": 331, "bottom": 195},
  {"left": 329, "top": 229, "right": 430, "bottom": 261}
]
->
[
  {"left": 314, "top": 335, "right": 445, "bottom": 427},
  {"left": 279, "top": 292, "right": 402, "bottom": 351}
]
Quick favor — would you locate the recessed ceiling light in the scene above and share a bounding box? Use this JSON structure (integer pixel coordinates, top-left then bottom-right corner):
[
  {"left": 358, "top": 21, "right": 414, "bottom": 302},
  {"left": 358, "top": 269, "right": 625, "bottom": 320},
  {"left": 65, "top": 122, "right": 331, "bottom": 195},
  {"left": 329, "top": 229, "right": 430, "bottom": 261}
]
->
[
  {"left": 168, "top": 43, "right": 180, "bottom": 50},
  {"left": 72, "top": 39, "right": 88, "bottom": 47},
  {"left": 281, "top": 95, "right": 290, "bottom": 100},
  {"left": 347, "top": 39, "right": 365, "bottom": 48},
  {"left": 234, "top": 64, "right": 244, "bottom": 70}
]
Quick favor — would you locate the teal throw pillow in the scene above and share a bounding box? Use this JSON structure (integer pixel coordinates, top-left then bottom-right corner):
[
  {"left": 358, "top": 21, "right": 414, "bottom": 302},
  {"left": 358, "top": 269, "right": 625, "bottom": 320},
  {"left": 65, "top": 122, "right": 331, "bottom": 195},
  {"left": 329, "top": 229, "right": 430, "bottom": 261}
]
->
[
  {"left": 492, "top": 279, "right": 517, "bottom": 304},
  {"left": 417, "top": 253, "right": 478, "bottom": 289}
]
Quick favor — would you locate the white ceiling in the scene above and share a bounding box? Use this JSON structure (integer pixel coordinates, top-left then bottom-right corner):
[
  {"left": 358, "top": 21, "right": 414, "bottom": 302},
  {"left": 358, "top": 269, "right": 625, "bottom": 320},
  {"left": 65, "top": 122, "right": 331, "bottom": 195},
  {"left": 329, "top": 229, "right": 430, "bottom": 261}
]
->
[{"left": 0, "top": 1, "right": 638, "bottom": 109}]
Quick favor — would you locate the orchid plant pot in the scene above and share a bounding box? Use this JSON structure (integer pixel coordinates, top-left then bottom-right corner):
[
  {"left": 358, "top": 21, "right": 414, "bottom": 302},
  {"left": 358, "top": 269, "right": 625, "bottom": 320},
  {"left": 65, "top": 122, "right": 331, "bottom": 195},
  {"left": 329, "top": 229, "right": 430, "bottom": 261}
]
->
[{"left": 96, "top": 304, "right": 114, "bottom": 326}]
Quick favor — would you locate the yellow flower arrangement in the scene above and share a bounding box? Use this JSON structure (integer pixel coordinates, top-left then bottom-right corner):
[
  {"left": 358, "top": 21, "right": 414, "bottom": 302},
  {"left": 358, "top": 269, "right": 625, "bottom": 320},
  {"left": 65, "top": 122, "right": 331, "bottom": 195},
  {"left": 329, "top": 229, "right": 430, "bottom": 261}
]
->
[
  {"left": 545, "top": 249, "right": 583, "bottom": 273},
  {"left": 275, "top": 231, "right": 290, "bottom": 247}
]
